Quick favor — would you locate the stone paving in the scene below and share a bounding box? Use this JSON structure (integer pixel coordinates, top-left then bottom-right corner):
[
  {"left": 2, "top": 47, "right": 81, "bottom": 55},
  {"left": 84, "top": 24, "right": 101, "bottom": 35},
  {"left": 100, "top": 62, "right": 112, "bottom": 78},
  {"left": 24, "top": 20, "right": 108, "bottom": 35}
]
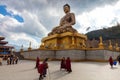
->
[{"left": 0, "top": 60, "right": 120, "bottom": 80}]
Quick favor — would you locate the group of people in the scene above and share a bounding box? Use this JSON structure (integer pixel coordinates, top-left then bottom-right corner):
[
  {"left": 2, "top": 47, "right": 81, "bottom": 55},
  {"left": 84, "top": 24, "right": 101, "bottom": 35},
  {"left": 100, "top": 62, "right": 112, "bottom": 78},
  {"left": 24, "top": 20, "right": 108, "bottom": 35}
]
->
[
  {"left": 35, "top": 57, "right": 72, "bottom": 80},
  {"left": 7, "top": 55, "right": 19, "bottom": 65},
  {"left": 0, "top": 55, "right": 19, "bottom": 66},
  {"left": 60, "top": 57, "right": 72, "bottom": 73},
  {"left": 109, "top": 55, "right": 120, "bottom": 68},
  {"left": 35, "top": 57, "right": 49, "bottom": 80}
]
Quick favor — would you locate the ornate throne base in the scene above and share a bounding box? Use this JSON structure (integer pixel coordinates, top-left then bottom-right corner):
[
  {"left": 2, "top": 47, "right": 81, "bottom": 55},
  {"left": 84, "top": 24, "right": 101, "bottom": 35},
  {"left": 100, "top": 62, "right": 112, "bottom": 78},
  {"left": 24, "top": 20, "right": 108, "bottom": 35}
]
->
[{"left": 40, "top": 32, "right": 87, "bottom": 50}]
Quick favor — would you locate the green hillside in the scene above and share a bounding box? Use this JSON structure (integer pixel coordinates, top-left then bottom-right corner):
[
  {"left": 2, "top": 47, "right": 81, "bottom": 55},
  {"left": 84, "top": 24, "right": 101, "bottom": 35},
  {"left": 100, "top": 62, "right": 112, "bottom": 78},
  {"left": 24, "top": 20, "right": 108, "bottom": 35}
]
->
[{"left": 86, "top": 24, "right": 120, "bottom": 40}]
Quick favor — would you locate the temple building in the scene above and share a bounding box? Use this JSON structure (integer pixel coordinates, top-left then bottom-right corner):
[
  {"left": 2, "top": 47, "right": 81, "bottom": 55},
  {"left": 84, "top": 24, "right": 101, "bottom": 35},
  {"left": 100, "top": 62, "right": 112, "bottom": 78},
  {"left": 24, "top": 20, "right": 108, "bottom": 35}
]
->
[{"left": 0, "top": 36, "right": 14, "bottom": 57}]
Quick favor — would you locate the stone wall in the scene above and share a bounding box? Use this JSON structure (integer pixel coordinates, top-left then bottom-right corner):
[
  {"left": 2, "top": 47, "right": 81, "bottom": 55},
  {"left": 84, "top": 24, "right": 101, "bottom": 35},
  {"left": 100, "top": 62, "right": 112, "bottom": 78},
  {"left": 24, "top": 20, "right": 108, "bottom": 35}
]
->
[
  {"left": 21, "top": 49, "right": 120, "bottom": 61},
  {"left": 86, "top": 50, "right": 120, "bottom": 61},
  {"left": 22, "top": 50, "right": 55, "bottom": 60},
  {"left": 55, "top": 50, "right": 85, "bottom": 61}
]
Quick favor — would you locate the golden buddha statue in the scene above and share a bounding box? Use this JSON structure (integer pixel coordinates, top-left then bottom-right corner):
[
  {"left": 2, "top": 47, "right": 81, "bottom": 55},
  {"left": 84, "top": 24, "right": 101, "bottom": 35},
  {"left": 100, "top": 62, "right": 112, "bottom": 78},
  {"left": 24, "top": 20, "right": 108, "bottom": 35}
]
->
[
  {"left": 40, "top": 4, "right": 87, "bottom": 50},
  {"left": 48, "top": 4, "right": 77, "bottom": 36}
]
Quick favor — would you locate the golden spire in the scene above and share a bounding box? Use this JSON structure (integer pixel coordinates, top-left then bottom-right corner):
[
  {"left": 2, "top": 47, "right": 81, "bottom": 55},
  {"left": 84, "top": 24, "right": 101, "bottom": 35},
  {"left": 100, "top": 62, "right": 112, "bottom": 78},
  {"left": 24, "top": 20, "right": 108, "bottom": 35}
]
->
[
  {"left": 100, "top": 36, "right": 102, "bottom": 44},
  {"left": 98, "top": 36, "right": 104, "bottom": 49},
  {"left": 20, "top": 45, "right": 23, "bottom": 52},
  {"left": 108, "top": 40, "right": 113, "bottom": 50},
  {"left": 29, "top": 41, "right": 31, "bottom": 48},
  {"left": 28, "top": 41, "right": 32, "bottom": 51},
  {"left": 116, "top": 43, "right": 119, "bottom": 51},
  {"left": 21, "top": 45, "right": 23, "bottom": 49}
]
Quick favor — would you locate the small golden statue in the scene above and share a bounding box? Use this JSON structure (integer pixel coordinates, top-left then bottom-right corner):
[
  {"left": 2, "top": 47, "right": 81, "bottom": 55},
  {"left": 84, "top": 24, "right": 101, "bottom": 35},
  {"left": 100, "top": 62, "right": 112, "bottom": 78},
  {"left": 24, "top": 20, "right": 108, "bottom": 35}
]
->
[
  {"left": 98, "top": 36, "right": 104, "bottom": 49},
  {"left": 115, "top": 43, "right": 119, "bottom": 51},
  {"left": 108, "top": 40, "right": 113, "bottom": 50}
]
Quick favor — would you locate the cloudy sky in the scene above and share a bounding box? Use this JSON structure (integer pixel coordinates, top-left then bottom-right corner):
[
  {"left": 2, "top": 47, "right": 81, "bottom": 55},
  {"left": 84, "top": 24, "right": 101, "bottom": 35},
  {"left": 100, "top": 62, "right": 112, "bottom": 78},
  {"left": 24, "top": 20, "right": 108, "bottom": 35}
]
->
[{"left": 0, "top": 0, "right": 120, "bottom": 51}]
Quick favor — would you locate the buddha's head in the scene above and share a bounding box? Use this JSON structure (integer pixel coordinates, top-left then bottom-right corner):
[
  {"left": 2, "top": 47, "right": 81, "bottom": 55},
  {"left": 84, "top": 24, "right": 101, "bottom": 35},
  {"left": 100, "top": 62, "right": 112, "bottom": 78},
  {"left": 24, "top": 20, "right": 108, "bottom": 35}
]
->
[{"left": 63, "top": 4, "right": 70, "bottom": 14}]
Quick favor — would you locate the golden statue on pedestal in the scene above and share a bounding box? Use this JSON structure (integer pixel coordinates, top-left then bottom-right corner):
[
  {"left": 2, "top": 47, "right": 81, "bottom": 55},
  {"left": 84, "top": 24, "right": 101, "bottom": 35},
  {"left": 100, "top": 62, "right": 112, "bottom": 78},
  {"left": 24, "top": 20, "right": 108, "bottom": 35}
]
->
[{"left": 40, "top": 4, "right": 87, "bottom": 50}]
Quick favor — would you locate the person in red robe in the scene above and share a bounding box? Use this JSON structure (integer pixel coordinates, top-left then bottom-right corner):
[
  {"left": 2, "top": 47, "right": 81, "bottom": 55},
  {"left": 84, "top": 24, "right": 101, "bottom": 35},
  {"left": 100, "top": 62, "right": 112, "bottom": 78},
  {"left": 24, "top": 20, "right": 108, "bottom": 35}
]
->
[
  {"left": 109, "top": 56, "right": 113, "bottom": 68},
  {"left": 37, "top": 63, "right": 44, "bottom": 80},
  {"left": 60, "top": 57, "right": 66, "bottom": 70},
  {"left": 66, "top": 57, "right": 72, "bottom": 73},
  {"left": 43, "top": 58, "right": 49, "bottom": 77},
  {"left": 35, "top": 57, "right": 40, "bottom": 69}
]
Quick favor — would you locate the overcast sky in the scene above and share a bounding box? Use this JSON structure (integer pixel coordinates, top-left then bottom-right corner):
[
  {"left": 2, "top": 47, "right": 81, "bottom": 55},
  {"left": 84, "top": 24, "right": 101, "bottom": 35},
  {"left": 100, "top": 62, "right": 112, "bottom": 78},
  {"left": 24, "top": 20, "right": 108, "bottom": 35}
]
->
[{"left": 0, "top": 0, "right": 120, "bottom": 50}]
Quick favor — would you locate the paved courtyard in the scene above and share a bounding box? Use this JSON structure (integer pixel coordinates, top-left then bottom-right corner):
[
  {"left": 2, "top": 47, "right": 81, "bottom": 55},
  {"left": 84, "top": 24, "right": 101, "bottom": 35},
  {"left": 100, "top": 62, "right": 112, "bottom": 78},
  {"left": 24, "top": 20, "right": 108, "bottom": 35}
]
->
[{"left": 0, "top": 60, "right": 120, "bottom": 80}]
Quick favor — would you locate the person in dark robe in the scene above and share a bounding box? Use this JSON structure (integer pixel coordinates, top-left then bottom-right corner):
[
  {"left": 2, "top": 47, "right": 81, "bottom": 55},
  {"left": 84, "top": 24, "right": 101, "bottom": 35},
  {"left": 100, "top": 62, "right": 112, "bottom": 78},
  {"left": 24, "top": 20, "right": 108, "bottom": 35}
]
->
[
  {"left": 0, "top": 57, "right": 2, "bottom": 65},
  {"left": 35, "top": 57, "right": 40, "bottom": 69},
  {"left": 66, "top": 57, "right": 72, "bottom": 73},
  {"left": 15, "top": 56, "right": 19, "bottom": 64},
  {"left": 37, "top": 63, "right": 44, "bottom": 80},
  {"left": 7, "top": 57, "right": 10, "bottom": 65},
  {"left": 109, "top": 56, "right": 113, "bottom": 68},
  {"left": 117, "top": 55, "right": 120, "bottom": 64},
  {"left": 10, "top": 55, "right": 13, "bottom": 65},
  {"left": 43, "top": 58, "right": 48, "bottom": 77},
  {"left": 60, "top": 57, "right": 66, "bottom": 70}
]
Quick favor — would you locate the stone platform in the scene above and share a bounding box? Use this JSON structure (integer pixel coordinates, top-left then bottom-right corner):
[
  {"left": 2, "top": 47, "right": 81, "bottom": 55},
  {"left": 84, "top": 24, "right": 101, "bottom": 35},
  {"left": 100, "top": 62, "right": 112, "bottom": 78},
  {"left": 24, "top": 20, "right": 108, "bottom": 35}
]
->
[{"left": 22, "top": 49, "right": 120, "bottom": 61}]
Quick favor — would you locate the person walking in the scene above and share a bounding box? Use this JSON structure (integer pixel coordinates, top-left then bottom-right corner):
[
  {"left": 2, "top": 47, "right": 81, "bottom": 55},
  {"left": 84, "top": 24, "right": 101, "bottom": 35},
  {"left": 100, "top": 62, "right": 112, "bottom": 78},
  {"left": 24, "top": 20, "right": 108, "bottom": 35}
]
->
[
  {"left": 109, "top": 56, "right": 113, "bottom": 68},
  {"left": 7, "top": 57, "right": 10, "bottom": 65},
  {"left": 15, "top": 56, "right": 19, "bottom": 64},
  {"left": 117, "top": 55, "right": 120, "bottom": 65},
  {"left": 66, "top": 57, "right": 72, "bottom": 73},
  {"left": 0, "top": 57, "right": 3, "bottom": 65},
  {"left": 60, "top": 57, "right": 66, "bottom": 70},
  {"left": 38, "top": 63, "right": 44, "bottom": 80},
  {"left": 35, "top": 57, "right": 40, "bottom": 69},
  {"left": 43, "top": 58, "right": 49, "bottom": 77}
]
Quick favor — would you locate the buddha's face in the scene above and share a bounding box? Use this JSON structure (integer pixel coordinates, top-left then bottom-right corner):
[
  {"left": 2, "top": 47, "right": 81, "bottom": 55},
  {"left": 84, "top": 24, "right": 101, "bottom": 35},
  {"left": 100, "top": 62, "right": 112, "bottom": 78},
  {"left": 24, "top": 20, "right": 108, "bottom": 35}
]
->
[{"left": 64, "top": 6, "right": 70, "bottom": 14}]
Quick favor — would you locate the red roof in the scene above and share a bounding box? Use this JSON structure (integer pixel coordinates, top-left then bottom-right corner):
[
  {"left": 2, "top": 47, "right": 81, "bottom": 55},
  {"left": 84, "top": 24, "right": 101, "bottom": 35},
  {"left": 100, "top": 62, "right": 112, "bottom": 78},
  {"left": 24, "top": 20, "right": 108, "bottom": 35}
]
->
[
  {"left": 0, "top": 46, "right": 14, "bottom": 49},
  {"left": 0, "top": 37, "right": 5, "bottom": 40},
  {"left": 0, "top": 41, "right": 8, "bottom": 44}
]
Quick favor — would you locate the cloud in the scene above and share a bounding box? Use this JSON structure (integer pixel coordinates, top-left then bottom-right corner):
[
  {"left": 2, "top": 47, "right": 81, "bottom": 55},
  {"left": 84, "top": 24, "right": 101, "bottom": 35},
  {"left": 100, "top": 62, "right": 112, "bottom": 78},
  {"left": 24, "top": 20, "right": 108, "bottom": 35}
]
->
[
  {"left": 0, "top": 9, "right": 42, "bottom": 50},
  {"left": 76, "top": 0, "right": 120, "bottom": 33},
  {"left": 0, "top": 0, "right": 120, "bottom": 50}
]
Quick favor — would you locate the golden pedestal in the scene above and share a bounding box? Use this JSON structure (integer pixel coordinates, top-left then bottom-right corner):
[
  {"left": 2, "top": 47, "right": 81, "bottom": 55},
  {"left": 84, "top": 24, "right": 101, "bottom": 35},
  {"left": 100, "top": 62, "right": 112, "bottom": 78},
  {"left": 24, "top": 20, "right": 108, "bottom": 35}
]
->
[{"left": 40, "top": 32, "right": 87, "bottom": 50}]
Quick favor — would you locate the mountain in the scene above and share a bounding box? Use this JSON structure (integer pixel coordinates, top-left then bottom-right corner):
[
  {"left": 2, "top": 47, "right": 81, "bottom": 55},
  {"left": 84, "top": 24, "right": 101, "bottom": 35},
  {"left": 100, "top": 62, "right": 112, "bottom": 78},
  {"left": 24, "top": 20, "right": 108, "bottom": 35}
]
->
[{"left": 86, "top": 24, "right": 120, "bottom": 40}]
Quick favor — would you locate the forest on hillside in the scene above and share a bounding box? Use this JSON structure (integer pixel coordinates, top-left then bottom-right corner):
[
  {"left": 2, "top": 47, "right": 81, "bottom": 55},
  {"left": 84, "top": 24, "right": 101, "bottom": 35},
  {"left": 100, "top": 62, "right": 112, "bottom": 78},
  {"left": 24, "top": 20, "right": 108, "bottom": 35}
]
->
[{"left": 86, "top": 23, "right": 120, "bottom": 40}]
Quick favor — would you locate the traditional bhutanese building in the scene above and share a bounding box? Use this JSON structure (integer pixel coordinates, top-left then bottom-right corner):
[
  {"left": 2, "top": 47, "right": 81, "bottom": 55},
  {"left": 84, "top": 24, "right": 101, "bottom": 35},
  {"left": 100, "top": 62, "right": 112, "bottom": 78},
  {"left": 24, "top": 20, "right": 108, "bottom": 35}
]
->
[{"left": 0, "top": 36, "right": 14, "bottom": 57}]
